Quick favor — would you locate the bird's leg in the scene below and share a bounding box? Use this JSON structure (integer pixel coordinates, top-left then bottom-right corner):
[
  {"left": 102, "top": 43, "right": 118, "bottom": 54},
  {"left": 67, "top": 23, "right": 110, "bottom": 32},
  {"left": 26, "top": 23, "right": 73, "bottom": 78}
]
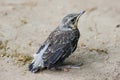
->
[{"left": 50, "top": 63, "right": 83, "bottom": 72}]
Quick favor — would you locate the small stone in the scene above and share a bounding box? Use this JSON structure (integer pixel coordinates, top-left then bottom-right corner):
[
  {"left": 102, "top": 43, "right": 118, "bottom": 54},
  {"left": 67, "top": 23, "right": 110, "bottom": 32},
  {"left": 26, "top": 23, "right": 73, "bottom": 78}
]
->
[
  {"left": 116, "top": 24, "right": 120, "bottom": 28},
  {"left": 20, "top": 18, "right": 27, "bottom": 25},
  {"left": 63, "top": 68, "right": 69, "bottom": 72}
]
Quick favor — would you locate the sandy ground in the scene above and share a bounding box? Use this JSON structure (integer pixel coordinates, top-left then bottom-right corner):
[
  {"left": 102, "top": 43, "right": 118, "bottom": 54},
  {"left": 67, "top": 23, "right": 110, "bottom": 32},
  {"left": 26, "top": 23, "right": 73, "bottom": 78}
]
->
[{"left": 0, "top": 0, "right": 120, "bottom": 80}]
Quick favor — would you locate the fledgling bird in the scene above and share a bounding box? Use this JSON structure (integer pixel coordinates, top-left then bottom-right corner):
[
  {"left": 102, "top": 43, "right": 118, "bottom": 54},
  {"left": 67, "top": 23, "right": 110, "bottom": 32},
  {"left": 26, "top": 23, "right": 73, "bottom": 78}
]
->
[{"left": 29, "top": 11, "right": 85, "bottom": 73}]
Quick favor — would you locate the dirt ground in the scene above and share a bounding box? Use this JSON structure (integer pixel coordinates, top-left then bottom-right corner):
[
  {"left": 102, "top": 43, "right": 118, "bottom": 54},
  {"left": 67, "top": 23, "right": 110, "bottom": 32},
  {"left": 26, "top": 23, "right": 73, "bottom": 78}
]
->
[{"left": 0, "top": 0, "right": 120, "bottom": 80}]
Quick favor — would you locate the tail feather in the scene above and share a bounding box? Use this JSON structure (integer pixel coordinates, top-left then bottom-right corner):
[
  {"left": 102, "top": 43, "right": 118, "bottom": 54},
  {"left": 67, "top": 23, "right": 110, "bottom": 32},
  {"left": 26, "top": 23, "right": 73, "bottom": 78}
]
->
[
  {"left": 28, "top": 63, "right": 33, "bottom": 71},
  {"left": 28, "top": 53, "right": 45, "bottom": 73},
  {"left": 29, "top": 43, "right": 49, "bottom": 73},
  {"left": 28, "top": 62, "right": 40, "bottom": 73}
]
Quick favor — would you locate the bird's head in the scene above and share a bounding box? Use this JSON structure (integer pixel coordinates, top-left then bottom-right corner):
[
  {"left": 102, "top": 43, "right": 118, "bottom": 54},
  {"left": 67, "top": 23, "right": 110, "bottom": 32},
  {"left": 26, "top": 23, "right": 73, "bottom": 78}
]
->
[{"left": 59, "top": 10, "right": 85, "bottom": 31}]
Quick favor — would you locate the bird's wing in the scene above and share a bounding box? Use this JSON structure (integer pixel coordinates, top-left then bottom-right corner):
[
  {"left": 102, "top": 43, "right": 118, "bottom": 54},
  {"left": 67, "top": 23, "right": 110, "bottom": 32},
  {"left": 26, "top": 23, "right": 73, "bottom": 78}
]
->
[{"left": 42, "top": 29, "right": 79, "bottom": 67}]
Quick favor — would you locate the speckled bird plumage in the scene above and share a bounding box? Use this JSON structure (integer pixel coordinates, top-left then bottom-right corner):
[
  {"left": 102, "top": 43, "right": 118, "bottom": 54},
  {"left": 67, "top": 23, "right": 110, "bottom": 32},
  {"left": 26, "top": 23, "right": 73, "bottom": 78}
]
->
[{"left": 29, "top": 11, "right": 85, "bottom": 73}]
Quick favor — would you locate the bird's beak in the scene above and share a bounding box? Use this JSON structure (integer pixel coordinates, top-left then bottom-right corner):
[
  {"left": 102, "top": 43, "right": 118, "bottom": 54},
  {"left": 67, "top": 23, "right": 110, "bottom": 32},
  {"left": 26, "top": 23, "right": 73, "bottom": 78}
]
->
[
  {"left": 74, "top": 10, "right": 85, "bottom": 29},
  {"left": 76, "top": 10, "right": 85, "bottom": 21},
  {"left": 78, "top": 10, "right": 85, "bottom": 16}
]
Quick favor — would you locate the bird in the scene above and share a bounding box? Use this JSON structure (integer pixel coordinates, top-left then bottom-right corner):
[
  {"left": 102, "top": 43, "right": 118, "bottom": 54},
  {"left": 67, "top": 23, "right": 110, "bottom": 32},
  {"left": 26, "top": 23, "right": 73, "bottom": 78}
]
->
[{"left": 29, "top": 10, "right": 85, "bottom": 73}]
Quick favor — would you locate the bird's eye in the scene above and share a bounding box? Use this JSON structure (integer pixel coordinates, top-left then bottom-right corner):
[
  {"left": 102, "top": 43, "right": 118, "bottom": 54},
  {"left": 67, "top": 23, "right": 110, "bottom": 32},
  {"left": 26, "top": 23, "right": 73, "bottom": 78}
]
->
[
  {"left": 71, "top": 18, "right": 75, "bottom": 22},
  {"left": 71, "top": 17, "right": 77, "bottom": 23}
]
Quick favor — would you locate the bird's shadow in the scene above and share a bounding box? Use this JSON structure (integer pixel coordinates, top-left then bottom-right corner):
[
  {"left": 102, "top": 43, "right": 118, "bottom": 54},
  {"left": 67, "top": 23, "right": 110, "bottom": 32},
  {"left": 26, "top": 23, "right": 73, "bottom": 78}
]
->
[{"left": 64, "top": 47, "right": 108, "bottom": 67}]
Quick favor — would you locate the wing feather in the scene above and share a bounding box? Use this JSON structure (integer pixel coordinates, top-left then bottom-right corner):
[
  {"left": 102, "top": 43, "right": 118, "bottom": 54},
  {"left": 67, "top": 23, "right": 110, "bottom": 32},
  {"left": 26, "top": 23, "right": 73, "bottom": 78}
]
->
[{"left": 42, "top": 28, "right": 80, "bottom": 68}]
